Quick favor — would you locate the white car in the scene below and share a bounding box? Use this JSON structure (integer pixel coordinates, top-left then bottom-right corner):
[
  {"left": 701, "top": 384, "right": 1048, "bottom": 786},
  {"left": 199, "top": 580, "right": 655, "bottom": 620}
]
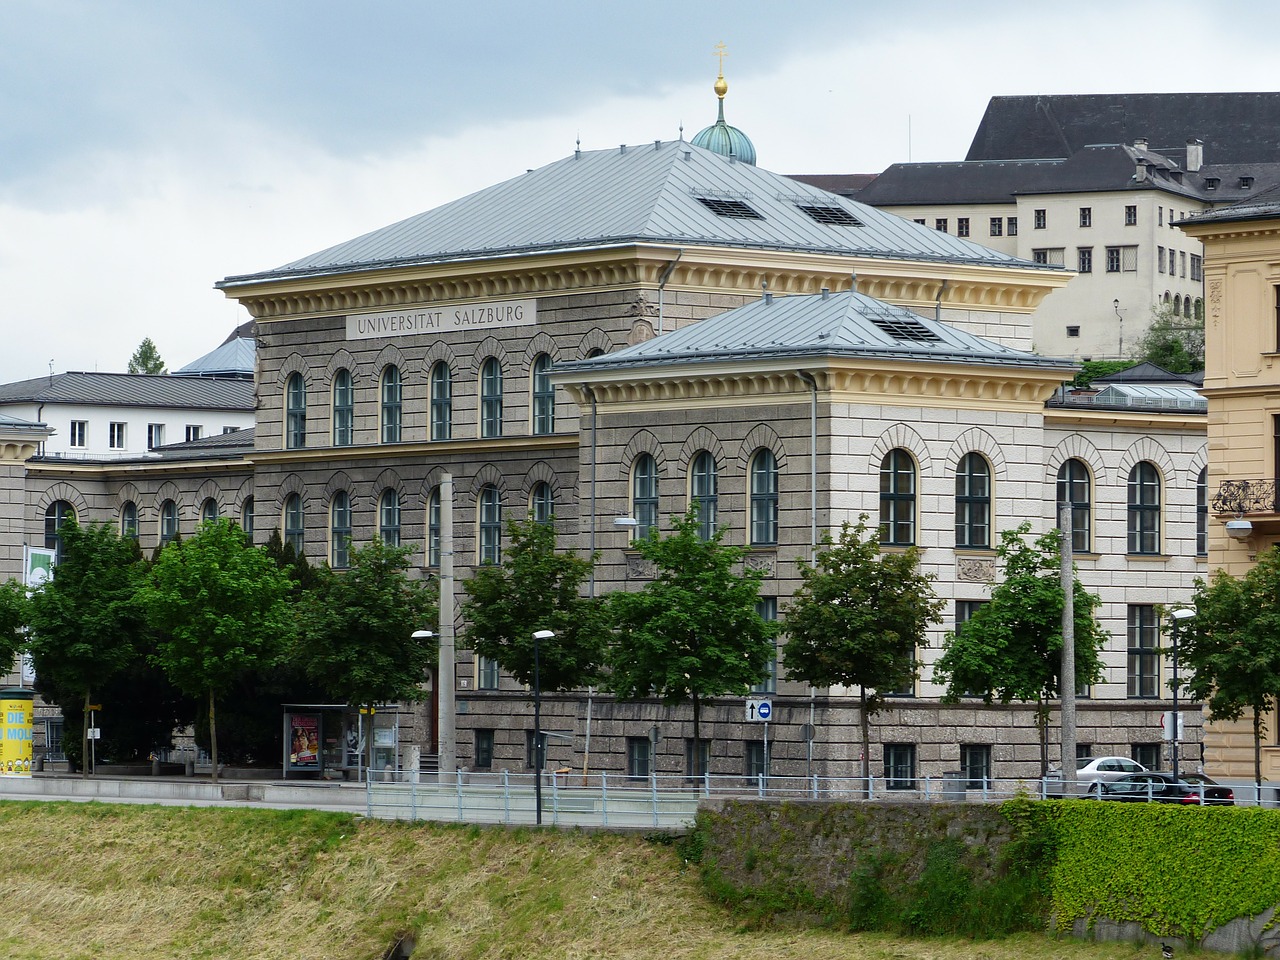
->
[{"left": 1044, "top": 756, "right": 1148, "bottom": 796}]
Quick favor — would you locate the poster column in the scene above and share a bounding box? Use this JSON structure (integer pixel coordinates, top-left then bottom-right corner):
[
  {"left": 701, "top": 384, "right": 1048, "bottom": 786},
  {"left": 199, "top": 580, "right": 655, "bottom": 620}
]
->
[{"left": 0, "top": 688, "right": 34, "bottom": 775}]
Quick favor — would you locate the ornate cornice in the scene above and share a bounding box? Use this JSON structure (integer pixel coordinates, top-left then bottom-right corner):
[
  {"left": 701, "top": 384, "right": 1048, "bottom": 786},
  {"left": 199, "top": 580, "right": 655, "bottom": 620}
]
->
[{"left": 222, "top": 244, "right": 1068, "bottom": 322}]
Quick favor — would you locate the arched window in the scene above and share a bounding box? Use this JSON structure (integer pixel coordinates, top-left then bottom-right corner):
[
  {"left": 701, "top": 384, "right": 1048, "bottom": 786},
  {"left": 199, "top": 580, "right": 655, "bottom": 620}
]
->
[
  {"left": 750, "top": 449, "right": 778, "bottom": 546},
  {"left": 1196, "top": 467, "right": 1208, "bottom": 556},
  {"left": 201, "top": 498, "right": 219, "bottom": 524},
  {"left": 531, "top": 482, "right": 554, "bottom": 524},
  {"left": 1174, "top": 294, "right": 1183, "bottom": 315},
  {"left": 331, "top": 491, "right": 351, "bottom": 569},
  {"left": 1127, "top": 462, "right": 1161, "bottom": 555},
  {"left": 1183, "top": 298, "right": 1192, "bottom": 319},
  {"left": 159, "top": 499, "right": 178, "bottom": 545},
  {"left": 284, "top": 493, "right": 304, "bottom": 555},
  {"left": 379, "top": 488, "right": 401, "bottom": 546},
  {"left": 955, "top": 453, "right": 991, "bottom": 549},
  {"left": 427, "top": 487, "right": 441, "bottom": 567},
  {"left": 241, "top": 497, "right": 255, "bottom": 539},
  {"left": 480, "top": 357, "right": 503, "bottom": 438},
  {"left": 120, "top": 501, "right": 138, "bottom": 541},
  {"left": 1194, "top": 298, "right": 1204, "bottom": 321},
  {"left": 44, "top": 500, "right": 75, "bottom": 561},
  {"left": 532, "top": 354, "right": 555, "bottom": 435},
  {"left": 632, "top": 454, "right": 659, "bottom": 540},
  {"left": 285, "top": 373, "right": 306, "bottom": 449},
  {"left": 332, "top": 369, "right": 353, "bottom": 446},
  {"left": 690, "top": 450, "right": 718, "bottom": 540},
  {"left": 381, "top": 365, "right": 402, "bottom": 443},
  {"left": 879, "top": 449, "right": 916, "bottom": 546},
  {"left": 430, "top": 362, "right": 452, "bottom": 441},
  {"left": 1056, "top": 458, "right": 1091, "bottom": 553},
  {"left": 478, "top": 485, "right": 502, "bottom": 564}
]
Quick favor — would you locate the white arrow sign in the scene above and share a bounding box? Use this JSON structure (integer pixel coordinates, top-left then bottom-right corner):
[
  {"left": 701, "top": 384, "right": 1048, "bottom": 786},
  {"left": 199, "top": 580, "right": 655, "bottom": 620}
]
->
[{"left": 746, "top": 698, "right": 772, "bottom": 722}]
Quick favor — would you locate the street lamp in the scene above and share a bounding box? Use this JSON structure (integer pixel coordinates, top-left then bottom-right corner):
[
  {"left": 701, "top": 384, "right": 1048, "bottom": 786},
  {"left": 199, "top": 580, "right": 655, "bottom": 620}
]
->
[
  {"left": 1169, "top": 608, "right": 1195, "bottom": 780},
  {"left": 532, "top": 629, "right": 555, "bottom": 825}
]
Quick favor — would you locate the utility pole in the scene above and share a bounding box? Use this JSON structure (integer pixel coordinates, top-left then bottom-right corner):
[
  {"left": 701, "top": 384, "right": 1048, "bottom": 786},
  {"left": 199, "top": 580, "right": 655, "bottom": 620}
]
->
[{"left": 1059, "top": 501, "right": 1077, "bottom": 796}]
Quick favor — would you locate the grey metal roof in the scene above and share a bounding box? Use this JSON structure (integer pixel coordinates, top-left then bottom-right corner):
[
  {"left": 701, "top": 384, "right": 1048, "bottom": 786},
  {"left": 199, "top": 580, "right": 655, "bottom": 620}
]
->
[
  {"left": 175, "top": 337, "right": 255, "bottom": 378},
  {"left": 1091, "top": 361, "right": 1203, "bottom": 387},
  {"left": 220, "top": 141, "right": 1054, "bottom": 287},
  {"left": 0, "top": 372, "right": 254, "bottom": 410},
  {"left": 0, "top": 412, "right": 47, "bottom": 430},
  {"left": 150, "top": 427, "right": 255, "bottom": 458},
  {"left": 556, "top": 289, "right": 1073, "bottom": 373},
  {"left": 1182, "top": 182, "right": 1280, "bottom": 225}
]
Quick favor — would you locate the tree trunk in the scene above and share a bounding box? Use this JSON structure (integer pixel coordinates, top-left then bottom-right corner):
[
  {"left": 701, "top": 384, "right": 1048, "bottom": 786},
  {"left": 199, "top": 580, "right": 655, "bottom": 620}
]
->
[
  {"left": 692, "top": 692, "right": 702, "bottom": 779},
  {"left": 1037, "top": 697, "right": 1049, "bottom": 776},
  {"left": 208, "top": 689, "right": 219, "bottom": 784},
  {"left": 81, "top": 689, "right": 91, "bottom": 779},
  {"left": 366, "top": 704, "right": 376, "bottom": 782},
  {"left": 1255, "top": 706, "right": 1264, "bottom": 800},
  {"left": 858, "top": 686, "right": 871, "bottom": 793}
]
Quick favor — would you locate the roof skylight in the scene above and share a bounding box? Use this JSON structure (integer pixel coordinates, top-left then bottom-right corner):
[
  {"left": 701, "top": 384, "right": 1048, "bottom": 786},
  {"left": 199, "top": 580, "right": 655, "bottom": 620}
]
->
[
  {"left": 696, "top": 197, "right": 764, "bottom": 220},
  {"left": 797, "top": 204, "right": 863, "bottom": 226}
]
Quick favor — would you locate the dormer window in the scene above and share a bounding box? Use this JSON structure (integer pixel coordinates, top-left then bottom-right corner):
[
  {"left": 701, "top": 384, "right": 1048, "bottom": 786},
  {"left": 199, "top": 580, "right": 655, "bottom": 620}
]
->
[
  {"left": 1240, "top": 176, "right": 1254, "bottom": 189},
  {"left": 1204, "top": 177, "right": 1219, "bottom": 190}
]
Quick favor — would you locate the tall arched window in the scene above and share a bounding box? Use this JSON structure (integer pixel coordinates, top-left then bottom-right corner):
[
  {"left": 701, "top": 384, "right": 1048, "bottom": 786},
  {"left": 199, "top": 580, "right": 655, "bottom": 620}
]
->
[
  {"left": 381, "top": 365, "right": 402, "bottom": 443},
  {"left": 159, "top": 499, "right": 178, "bottom": 545},
  {"left": 331, "top": 491, "right": 351, "bottom": 569},
  {"left": 1196, "top": 467, "right": 1208, "bottom": 557},
  {"left": 531, "top": 482, "right": 554, "bottom": 524},
  {"left": 285, "top": 373, "right": 306, "bottom": 449},
  {"left": 427, "top": 487, "right": 441, "bottom": 567},
  {"left": 284, "top": 493, "right": 304, "bottom": 555},
  {"left": 690, "top": 451, "right": 718, "bottom": 540},
  {"left": 750, "top": 449, "right": 778, "bottom": 546},
  {"left": 879, "top": 449, "right": 916, "bottom": 546},
  {"left": 478, "top": 485, "right": 502, "bottom": 564},
  {"left": 1127, "top": 462, "right": 1161, "bottom": 555},
  {"left": 201, "top": 498, "right": 219, "bottom": 524},
  {"left": 379, "top": 488, "right": 401, "bottom": 546},
  {"left": 332, "top": 369, "right": 353, "bottom": 446},
  {"left": 120, "top": 501, "right": 138, "bottom": 541},
  {"left": 430, "top": 362, "right": 452, "bottom": 441},
  {"left": 532, "top": 353, "right": 555, "bottom": 435},
  {"left": 480, "top": 357, "right": 503, "bottom": 438},
  {"left": 45, "top": 500, "right": 75, "bottom": 561},
  {"left": 1056, "top": 458, "right": 1092, "bottom": 553},
  {"left": 632, "top": 454, "right": 659, "bottom": 540},
  {"left": 955, "top": 452, "right": 991, "bottom": 549},
  {"left": 241, "top": 497, "right": 255, "bottom": 539}
]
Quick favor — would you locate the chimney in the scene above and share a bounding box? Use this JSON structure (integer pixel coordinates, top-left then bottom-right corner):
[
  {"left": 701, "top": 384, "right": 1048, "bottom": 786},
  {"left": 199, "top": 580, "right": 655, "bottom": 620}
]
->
[
  {"left": 1134, "top": 138, "right": 1148, "bottom": 151},
  {"left": 1186, "top": 139, "right": 1204, "bottom": 173}
]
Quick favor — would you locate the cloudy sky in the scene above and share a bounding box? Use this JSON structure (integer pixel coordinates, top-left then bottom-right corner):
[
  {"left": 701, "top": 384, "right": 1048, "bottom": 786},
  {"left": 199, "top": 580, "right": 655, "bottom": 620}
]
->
[{"left": 3, "top": 0, "right": 1279, "bottom": 382}]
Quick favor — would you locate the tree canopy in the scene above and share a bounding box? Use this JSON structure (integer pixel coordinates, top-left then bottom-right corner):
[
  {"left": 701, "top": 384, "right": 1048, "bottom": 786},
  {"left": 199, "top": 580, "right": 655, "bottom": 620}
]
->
[
  {"left": 127, "top": 337, "right": 166, "bottom": 375},
  {"left": 932, "top": 523, "right": 1107, "bottom": 772},
  {"left": 0, "top": 578, "right": 28, "bottom": 675},
  {"left": 782, "top": 518, "right": 942, "bottom": 784},
  {"left": 461, "top": 516, "right": 607, "bottom": 691},
  {"left": 1134, "top": 302, "right": 1204, "bottom": 374},
  {"left": 607, "top": 509, "right": 777, "bottom": 772}
]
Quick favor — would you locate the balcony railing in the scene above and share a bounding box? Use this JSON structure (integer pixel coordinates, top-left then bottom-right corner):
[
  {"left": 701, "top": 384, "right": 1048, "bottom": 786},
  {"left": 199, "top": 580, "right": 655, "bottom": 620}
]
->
[{"left": 1212, "top": 479, "right": 1278, "bottom": 515}]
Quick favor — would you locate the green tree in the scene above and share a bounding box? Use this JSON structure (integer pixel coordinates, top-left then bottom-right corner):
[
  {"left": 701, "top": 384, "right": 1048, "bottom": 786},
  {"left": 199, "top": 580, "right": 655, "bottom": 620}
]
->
[
  {"left": 1072, "top": 359, "right": 1136, "bottom": 388},
  {"left": 606, "top": 509, "right": 777, "bottom": 774},
  {"left": 782, "top": 518, "right": 943, "bottom": 785},
  {"left": 1180, "top": 547, "right": 1280, "bottom": 792},
  {"left": 127, "top": 337, "right": 166, "bottom": 375},
  {"left": 297, "top": 538, "right": 438, "bottom": 774},
  {"left": 26, "top": 520, "right": 146, "bottom": 776},
  {"left": 0, "top": 578, "right": 28, "bottom": 675},
  {"left": 462, "top": 516, "right": 608, "bottom": 690},
  {"left": 1134, "top": 303, "right": 1204, "bottom": 374},
  {"left": 139, "top": 518, "right": 295, "bottom": 781},
  {"left": 933, "top": 523, "right": 1108, "bottom": 773}
]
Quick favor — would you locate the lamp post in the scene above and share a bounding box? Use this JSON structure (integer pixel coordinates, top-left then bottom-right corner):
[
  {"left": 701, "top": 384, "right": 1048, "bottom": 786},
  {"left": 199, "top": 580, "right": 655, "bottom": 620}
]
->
[
  {"left": 532, "top": 629, "right": 555, "bottom": 825},
  {"left": 1169, "top": 608, "right": 1195, "bottom": 780}
]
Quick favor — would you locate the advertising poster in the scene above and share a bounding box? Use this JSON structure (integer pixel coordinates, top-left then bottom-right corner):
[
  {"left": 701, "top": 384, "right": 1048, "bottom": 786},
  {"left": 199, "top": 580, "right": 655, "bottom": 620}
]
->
[
  {"left": 289, "top": 714, "right": 320, "bottom": 769},
  {"left": 0, "top": 691, "right": 34, "bottom": 776},
  {"left": 24, "top": 546, "right": 55, "bottom": 589}
]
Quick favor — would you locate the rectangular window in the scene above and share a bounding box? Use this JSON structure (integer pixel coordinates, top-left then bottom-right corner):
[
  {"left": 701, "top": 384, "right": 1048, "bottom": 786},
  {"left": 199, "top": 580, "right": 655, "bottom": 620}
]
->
[
  {"left": 1033, "top": 250, "right": 1048, "bottom": 265},
  {"left": 1127, "top": 605, "right": 1159, "bottom": 698},
  {"left": 989, "top": 216, "right": 1003, "bottom": 237},
  {"left": 935, "top": 217, "right": 948, "bottom": 232},
  {"left": 1158, "top": 246, "right": 1165, "bottom": 273},
  {"left": 956, "top": 217, "right": 970, "bottom": 237},
  {"left": 955, "top": 601, "right": 988, "bottom": 698},
  {"left": 1077, "top": 247, "right": 1093, "bottom": 273},
  {"left": 222, "top": 425, "right": 238, "bottom": 434},
  {"left": 147, "top": 423, "right": 164, "bottom": 450},
  {"left": 1007, "top": 216, "right": 1017, "bottom": 236},
  {"left": 1034, "top": 208, "right": 1046, "bottom": 229},
  {"left": 474, "top": 729, "right": 494, "bottom": 768},
  {"left": 1191, "top": 254, "right": 1203, "bottom": 281},
  {"left": 685, "top": 738, "right": 710, "bottom": 779},
  {"left": 1158, "top": 206, "right": 1164, "bottom": 226},
  {"left": 913, "top": 218, "right": 926, "bottom": 225},
  {"left": 1106, "top": 247, "right": 1121, "bottom": 272},
  {"left": 744, "top": 740, "right": 767, "bottom": 778},
  {"left": 1079, "top": 207, "right": 1092, "bottom": 227},
  {"left": 960, "top": 744, "right": 992, "bottom": 788},
  {"left": 1125, "top": 204, "right": 1137, "bottom": 226},
  {"left": 1077, "top": 743, "right": 1093, "bottom": 762},
  {"left": 751, "top": 597, "right": 778, "bottom": 694},
  {"left": 108, "top": 422, "right": 126, "bottom": 449},
  {"left": 185, "top": 425, "right": 202, "bottom": 443},
  {"left": 1180, "top": 251, "right": 1187, "bottom": 278},
  {"left": 477, "top": 656, "right": 500, "bottom": 690},
  {"left": 1032, "top": 248, "right": 1064, "bottom": 266},
  {"left": 1132, "top": 743, "right": 1161, "bottom": 771},
  {"left": 1066, "top": 325, "right": 1081, "bottom": 338},
  {"left": 626, "top": 737, "right": 652, "bottom": 779},
  {"left": 884, "top": 743, "right": 917, "bottom": 790},
  {"left": 69, "top": 420, "right": 87, "bottom": 448}
]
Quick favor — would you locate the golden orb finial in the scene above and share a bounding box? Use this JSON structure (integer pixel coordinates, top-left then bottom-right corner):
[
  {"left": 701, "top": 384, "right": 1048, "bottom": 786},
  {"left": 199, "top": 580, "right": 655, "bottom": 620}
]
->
[{"left": 713, "top": 41, "right": 728, "bottom": 100}]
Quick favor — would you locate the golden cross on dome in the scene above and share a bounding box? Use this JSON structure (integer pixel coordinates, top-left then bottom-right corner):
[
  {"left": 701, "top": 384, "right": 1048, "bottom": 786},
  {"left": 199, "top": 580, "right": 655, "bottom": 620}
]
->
[{"left": 713, "top": 41, "right": 728, "bottom": 76}]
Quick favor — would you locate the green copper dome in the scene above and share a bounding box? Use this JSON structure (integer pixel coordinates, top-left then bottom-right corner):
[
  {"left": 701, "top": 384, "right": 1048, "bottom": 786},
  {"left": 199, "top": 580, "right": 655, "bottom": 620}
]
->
[{"left": 691, "top": 70, "right": 756, "bottom": 165}]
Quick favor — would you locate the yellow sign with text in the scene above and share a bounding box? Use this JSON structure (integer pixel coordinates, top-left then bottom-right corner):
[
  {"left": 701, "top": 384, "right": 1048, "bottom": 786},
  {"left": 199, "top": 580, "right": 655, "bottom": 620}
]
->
[{"left": 0, "top": 693, "right": 34, "bottom": 775}]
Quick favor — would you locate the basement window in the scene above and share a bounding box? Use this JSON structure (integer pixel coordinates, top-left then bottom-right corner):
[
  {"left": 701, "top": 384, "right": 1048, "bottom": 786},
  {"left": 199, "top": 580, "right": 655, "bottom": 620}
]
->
[
  {"left": 696, "top": 196, "right": 764, "bottom": 219},
  {"left": 796, "top": 204, "right": 863, "bottom": 226}
]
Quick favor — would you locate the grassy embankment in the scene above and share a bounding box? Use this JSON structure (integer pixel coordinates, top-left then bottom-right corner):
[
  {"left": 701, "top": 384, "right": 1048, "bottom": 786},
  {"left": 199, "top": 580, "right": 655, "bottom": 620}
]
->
[{"left": 0, "top": 800, "right": 1229, "bottom": 960}]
